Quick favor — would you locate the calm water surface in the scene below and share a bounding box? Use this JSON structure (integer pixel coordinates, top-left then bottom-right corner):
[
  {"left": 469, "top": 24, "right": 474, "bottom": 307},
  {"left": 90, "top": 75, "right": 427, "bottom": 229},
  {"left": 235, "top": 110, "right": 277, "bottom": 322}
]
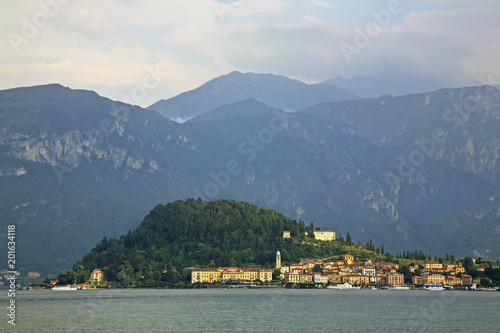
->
[{"left": 5, "top": 288, "right": 499, "bottom": 332}]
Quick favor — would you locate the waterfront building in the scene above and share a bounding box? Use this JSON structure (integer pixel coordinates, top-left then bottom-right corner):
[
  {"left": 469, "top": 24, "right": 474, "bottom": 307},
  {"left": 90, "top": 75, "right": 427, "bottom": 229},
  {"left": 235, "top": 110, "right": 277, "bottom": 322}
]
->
[
  {"left": 89, "top": 269, "right": 104, "bottom": 283},
  {"left": 221, "top": 267, "right": 244, "bottom": 282},
  {"left": 343, "top": 274, "right": 370, "bottom": 285},
  {"left": 387, "top": 273, "right": 404, "bottom": 285},
  {"left": 327, "top": 274, "right": 343, "bottom": 284},
  {"left": 191, "top": 268, "right": 221, "bottom": 284},
  {"left": 461, "top": 274, "right": 472, "bottom": 285},
  {"left": 242, "top": 268, "right": 273, "bottom": 282},
  {"left": 284, "top": 271, "right": 300, "bottom": 284},
  {"left": 444, "top": 277, "right": 463, "bottom": 286},
  {"left": 299, "top": 274, "right": 313, "bottom": 284},
  {"left": 421, "top": 274, "right": 445, "bottom": 284}
]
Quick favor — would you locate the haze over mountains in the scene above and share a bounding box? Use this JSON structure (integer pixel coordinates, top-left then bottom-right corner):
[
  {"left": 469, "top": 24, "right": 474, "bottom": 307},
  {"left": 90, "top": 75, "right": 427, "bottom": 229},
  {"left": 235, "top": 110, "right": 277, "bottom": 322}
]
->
[
  {"left": 1, "top": 72, "right": 499, "bottom": 275},
  {"left": 323, "top": 73, "right": 451, "bottom": 99},
  {"left": 148, "top": 71, "right": 359, "bottom": 122}
]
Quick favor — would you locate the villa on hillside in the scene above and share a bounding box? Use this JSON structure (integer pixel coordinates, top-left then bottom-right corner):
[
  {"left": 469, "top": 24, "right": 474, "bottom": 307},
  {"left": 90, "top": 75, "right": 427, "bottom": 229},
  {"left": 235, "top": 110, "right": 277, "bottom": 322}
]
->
[
  {"left": 89, "top": 269, "right": 104, "bottom": 283},
  {"left": 314, "top": 230, "right": 335, "bottom": 241}
]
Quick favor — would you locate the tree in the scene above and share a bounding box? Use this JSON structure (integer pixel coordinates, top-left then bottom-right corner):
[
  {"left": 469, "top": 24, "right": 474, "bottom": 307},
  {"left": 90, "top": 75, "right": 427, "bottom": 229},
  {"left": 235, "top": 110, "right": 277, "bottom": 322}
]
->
[
  {"left": 398, "top": 265, "right": 412, "bottom": 284},
  {"left": 272, "top": 269, "right": 281, "bottom": 280},
  {"left": 312, "top": 264, "right": 322, "bottom": 273},
  {"left": 462, "top": 256, "right": 474, "bottom": 272},
  {"left": 479, "top": 278, "right": 491, "bottom": 287},
  {"left": 346, "top": 232, "right": 352, "bottom": 246},
  {"left": 162, "top": 267, "right": 182, "bottom": 284}
]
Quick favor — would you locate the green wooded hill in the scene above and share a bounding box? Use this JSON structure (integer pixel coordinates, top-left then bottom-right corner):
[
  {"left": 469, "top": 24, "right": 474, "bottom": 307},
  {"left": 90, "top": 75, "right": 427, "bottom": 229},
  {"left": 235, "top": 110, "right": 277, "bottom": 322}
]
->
[{"left": 71, "top": 198, "right": 346, "bottom": 286}]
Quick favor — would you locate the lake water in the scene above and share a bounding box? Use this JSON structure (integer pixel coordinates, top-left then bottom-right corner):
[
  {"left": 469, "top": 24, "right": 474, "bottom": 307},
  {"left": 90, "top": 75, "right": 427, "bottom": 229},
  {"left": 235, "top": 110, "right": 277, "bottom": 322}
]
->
[{"left": 4, "top": 288, "right": 499, "bottom": 332}]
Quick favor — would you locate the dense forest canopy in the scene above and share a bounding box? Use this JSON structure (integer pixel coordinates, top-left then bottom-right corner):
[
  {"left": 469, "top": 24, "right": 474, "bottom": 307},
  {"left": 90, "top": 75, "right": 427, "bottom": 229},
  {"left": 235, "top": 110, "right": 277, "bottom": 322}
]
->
[{"left": 72, "top": 199, "right": 345, "bottom": 286}]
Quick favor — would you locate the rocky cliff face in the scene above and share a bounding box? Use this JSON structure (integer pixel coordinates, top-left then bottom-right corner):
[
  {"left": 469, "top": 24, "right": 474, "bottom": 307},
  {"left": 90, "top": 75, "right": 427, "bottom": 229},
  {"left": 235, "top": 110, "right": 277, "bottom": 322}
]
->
[{"left": 1, "top": 83, "right": 499, "bottom": 275}]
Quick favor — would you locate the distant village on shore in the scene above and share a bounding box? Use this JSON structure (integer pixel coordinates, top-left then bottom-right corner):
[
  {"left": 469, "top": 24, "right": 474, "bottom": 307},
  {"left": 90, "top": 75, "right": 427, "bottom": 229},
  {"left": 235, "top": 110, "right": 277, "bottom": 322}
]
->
[
  {"left": 192, "top": 230, "right": 497, "bottom": 289},
  {"left": 4, "top": 229, "right": 499, "bottom": 290}
]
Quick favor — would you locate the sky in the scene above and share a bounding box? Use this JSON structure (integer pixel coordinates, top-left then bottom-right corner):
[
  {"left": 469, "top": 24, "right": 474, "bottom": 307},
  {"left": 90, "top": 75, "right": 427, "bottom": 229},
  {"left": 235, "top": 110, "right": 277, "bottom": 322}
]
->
[{"left": 1, "top": 0, "right": 499, "bottom": 107}]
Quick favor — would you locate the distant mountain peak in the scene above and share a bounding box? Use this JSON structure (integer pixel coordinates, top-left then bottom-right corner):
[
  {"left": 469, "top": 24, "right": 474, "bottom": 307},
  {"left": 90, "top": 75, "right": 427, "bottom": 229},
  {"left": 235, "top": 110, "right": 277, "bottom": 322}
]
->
[
  {"left": 148, "top": 71, "right": 358, "bottom": 122},
  {"left": 323, "top": 72, "right": 451, "bottom": 98}
]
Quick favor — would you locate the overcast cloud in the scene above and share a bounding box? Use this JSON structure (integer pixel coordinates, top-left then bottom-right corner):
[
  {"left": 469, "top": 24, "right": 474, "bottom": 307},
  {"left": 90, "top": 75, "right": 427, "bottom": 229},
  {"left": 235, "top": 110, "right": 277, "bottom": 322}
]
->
[{"left": 1, "top": 0, "right": 499, "bottom": 106}]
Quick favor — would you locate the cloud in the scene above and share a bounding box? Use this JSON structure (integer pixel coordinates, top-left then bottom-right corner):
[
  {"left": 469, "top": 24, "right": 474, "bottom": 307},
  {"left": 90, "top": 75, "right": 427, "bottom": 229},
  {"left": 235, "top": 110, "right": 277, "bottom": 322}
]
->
[
  {"left": 311, "top": 1, "right": 335, "bottom": 9},
  {"left": 0, "top": 1, "right": 499, "bottom": 107},
  {"left": 218, "top": 0, "right": 287, "bottom": 18}
]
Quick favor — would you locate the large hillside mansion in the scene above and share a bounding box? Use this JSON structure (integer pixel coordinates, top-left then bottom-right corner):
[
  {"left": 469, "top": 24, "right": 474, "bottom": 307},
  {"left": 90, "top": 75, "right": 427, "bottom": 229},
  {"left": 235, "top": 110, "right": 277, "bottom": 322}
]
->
[
  {"left": 313, "top": 230, "right": 335, "bottom": 241},
  {"left": 191, "top": 252, "right": 486, "bottom": 286},
  {"left": 282, "top": 229, "right": 336, "bottom": 241}
]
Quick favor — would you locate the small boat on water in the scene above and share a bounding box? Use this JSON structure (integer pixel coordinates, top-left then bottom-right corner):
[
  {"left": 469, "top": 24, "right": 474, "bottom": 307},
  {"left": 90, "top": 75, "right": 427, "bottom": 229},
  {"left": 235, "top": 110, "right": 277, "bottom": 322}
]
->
[
  {"left": 52, "top": 285, "right": 78, "bottom": 291},
  {"left": 425, "top": 284, "right": 444, "bottom": 291},
  {"left": 327, "top": 283, "right": 361, "bottom": 290},
  {"left": 388, "top": 285, "right": 410, "bottom": 290}
]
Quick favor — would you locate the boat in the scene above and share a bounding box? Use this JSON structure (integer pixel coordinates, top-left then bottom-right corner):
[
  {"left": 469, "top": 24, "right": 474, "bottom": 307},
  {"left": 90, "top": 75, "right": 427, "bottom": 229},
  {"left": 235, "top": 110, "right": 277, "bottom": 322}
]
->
[
  {"left": 388, "top": 285, "right": 410, "bottom": 290},
  {"left": 327, "top": 283, "right": 361, "bottom": 290},
  {"left": 52, "top": 285, "right": 78, "bottom": 291},
  {"left": 425, "top": 284, "right": 444, "bottom": 291}
]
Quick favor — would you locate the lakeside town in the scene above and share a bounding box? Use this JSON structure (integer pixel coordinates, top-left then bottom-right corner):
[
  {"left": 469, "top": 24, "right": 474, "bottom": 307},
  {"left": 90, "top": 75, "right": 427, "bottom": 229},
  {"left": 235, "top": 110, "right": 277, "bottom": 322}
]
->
[
  {"left": 4, "top": 229, "right": 499, "bottom": 290},
  {"left": 191, "top": 252, "right": 496, "bottom": 290},
  {"left": 191, "top": 230, "right": 499, "bottom": 289}
]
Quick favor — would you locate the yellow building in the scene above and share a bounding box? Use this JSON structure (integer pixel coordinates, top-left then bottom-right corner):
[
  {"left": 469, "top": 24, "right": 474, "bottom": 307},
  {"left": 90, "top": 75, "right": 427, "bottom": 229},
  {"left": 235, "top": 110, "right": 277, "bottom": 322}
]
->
[
  {"left": 242, "top": 268, "right": 273, "bottom": 282},
  {"left": 89, "top": 269, "right": 104, "bottom": 283},
  {"left": 443, "top": 263, "right": 456, "bottom": 272},
  {"left": 314, "top": 230, "right": 336, "bottom": 241},
  {"left": 283, "top": 231, "right": 291, "bottom": 238},
  {"left": 303, "top": 262, "right": 315, "bottom": 269},
  {"left": 386, "top": 273, "right": 404, "bottom": 285},
  {"left": 455, "top": 266, "right": 465, "bottom": 274},
  {"left": 299, "top": 274, "right": 313, "bottom": 284},
  {"left": 343, "top": 254, "right": 354, "bottom": 265},
  {"left": 191, "top": 268, "right": 221, "bottom": 284},
  {"left": 284, "top": 271, "right": 300, "bottom": 284},
  {"left": 327, "top": 274, "right": 343, "bottom": 284},
  {"left": 221, "top": 268, "right": 244, "bottom": 282},
  {"left": 424, "top": 262, "right": 443, "bottom": 271},
  {"left": 422, "top": 274, "right": 445, "bottom": 284},
  {"left": 342, "top": 274, "right": 370, "bottom": 285},
  {"left": 444, "top": 277, "right": 463, "bottom": 286}
]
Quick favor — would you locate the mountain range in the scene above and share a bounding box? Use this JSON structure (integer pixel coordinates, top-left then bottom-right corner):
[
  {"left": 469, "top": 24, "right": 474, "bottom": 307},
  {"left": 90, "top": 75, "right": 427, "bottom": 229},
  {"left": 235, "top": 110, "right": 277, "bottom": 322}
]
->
[
  {"left": 323, "top": 72, "right": 452, "bottom": 99},
  {"left": 1, "top": 73, "right": 499, "bottom": 276},
  {"left": 148, "top": 71, "right": 359, "bottom": 122}
]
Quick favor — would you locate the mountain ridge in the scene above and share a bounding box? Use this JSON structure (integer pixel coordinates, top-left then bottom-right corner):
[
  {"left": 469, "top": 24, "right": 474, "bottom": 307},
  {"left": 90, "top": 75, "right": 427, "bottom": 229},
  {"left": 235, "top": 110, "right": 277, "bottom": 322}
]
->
[
  {"left": 148, "top": 71, "right": 359, "bottom": 122},
  {"left": 1, "top": 81, "right": 499, "bottom": 276}
]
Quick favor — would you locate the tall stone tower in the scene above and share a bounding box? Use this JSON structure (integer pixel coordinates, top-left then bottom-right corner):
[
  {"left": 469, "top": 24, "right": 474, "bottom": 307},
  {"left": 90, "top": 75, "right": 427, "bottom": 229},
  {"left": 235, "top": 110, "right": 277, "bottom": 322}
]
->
[{"left": 276, "top": 251, "right": 281, "bottom": 269}]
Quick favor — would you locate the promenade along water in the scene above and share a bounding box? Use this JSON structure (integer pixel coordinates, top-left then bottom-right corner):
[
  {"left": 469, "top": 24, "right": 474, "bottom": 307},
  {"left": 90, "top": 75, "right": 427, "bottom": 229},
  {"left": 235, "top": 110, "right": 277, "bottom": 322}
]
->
[{"left": 7, "top": 288, "right": 500, "bottom": 332}]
